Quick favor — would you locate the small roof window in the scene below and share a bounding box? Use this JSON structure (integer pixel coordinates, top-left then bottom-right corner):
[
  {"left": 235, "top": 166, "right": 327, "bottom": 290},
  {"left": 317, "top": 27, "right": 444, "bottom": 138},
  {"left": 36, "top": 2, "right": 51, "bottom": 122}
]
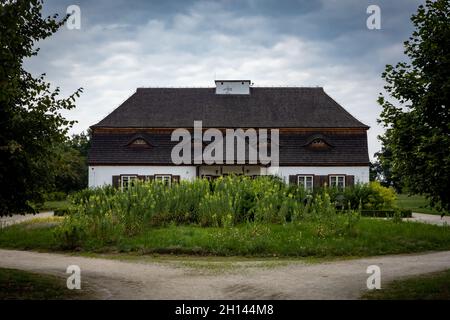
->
[
  {"left": 304, "top": 134, "right": 333, "bottom": 150},
  {"left": 132, "top": 138, "right": 147, "bottom": 145}
]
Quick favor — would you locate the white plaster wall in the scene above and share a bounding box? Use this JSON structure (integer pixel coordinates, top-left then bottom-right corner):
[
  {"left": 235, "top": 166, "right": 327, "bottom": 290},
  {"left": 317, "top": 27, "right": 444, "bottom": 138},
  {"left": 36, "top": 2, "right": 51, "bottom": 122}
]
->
[
  {"left": 89, "top": 166, "right": 197, "bottom": 188},
  {"left": 89, "top": 165, "right": 369, "bottom": 188},
  {"left": 199, "top": 166, "right": 262, "bottom": 176},
  {"left": 266, "top": 166, "right": 370, "bottom": 184}
]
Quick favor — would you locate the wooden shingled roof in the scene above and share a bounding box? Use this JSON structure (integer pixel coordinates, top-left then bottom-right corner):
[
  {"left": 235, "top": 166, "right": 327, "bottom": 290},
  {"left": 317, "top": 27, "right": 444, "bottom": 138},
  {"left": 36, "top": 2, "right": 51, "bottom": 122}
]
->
[{"left": 92, "top": 87, "right": 369, "bottom": 129}]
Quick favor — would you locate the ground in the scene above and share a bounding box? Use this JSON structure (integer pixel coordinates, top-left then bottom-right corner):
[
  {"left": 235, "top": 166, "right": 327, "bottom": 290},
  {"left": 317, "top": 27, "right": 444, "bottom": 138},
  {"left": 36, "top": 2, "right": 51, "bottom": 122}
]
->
[
  {"left": 0, "top": 212, "right": 54, "bottom": 228},
  {"left": 406, "top": 213, "right": 450, "bottom": 226},
  {"left": 1, "top": 249, "right": 449, "bottom": 299},
  {"left": 1, "top": 211, "right": 449, "bottom": 299}
]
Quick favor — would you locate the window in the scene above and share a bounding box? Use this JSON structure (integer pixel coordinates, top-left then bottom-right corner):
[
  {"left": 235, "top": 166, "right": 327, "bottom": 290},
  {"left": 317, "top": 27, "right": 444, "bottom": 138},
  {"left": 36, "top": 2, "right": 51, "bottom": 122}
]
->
[
  {"left": 305, "top": 135, "right": 332, "bottom": 150},
  {"left": 155, "top": 175, "right": 171, "bottom": 186},
  {"left": 121, "top": 175, "right": 137, "bottom": 190},
  {"left": 309, "top": 139, "right": 328, "bottom": 149},
  {"left": 298, "top": 175, "right": 314, "bottom": 191},
  {"left": 329, "top": 175, "right": 345, "bottom": 189},
  {"left": 132, "top": 138, "right": 147, "bottom": 145}
]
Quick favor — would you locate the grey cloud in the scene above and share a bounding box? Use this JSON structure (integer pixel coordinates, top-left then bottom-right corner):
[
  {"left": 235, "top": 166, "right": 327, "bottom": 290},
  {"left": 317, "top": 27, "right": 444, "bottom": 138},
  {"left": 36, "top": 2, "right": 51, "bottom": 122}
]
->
[{"left": 27, "top": 0, "right": 426, "bottom": 159}]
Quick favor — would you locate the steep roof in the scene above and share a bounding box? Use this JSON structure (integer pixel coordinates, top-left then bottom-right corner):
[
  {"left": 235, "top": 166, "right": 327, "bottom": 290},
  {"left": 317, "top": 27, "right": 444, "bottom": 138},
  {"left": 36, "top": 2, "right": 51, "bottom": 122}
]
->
[{"left": 92, "top": 87, "right": 369, "bottom": 129}]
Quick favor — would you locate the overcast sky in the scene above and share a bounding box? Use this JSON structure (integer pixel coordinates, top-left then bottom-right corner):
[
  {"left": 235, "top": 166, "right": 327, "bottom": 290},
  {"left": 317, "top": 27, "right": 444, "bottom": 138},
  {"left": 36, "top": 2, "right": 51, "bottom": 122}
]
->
[{"left": 26, "top": 0, "right": 424, "bottom": 159}]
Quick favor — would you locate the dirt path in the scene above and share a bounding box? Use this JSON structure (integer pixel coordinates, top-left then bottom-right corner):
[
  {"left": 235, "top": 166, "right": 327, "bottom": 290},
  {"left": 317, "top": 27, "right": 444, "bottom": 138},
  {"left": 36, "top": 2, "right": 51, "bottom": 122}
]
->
[
  {"left": 0, "top": 212, "right": 54, "bottom": 228},
  {"left": 406, "top": 213, "right": 450, "bottom": 226},
  {"left": 1, "top": 249, "right": 449, "bottom": 299}
]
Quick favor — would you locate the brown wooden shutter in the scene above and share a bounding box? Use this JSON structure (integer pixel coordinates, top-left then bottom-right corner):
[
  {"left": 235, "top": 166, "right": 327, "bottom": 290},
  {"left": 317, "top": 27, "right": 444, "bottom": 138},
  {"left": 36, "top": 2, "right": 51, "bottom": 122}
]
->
[
  {"left": 172, "top": 175, "right": 180, "bottom": 184},
  {"left": 289, "top": 175, "right": 297, "bottom": 185},
  {"left": 313, "top": 175, "right": 320, "bottom": 188},
  {"left": 346, "top": 175, "right": 355, "bottom": 187},
  {"left": 112, "top": 175, "right": 120, "bottom": 188},
  {"left": 319, "top": 175, "right": 328, "bottom": 187}
]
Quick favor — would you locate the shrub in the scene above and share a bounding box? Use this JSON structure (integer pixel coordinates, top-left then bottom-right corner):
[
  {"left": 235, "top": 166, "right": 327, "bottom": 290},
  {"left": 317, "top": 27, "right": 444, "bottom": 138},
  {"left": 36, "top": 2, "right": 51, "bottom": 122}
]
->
[{"left": 327, "top": 181, "right": 397, "bottom": 210}]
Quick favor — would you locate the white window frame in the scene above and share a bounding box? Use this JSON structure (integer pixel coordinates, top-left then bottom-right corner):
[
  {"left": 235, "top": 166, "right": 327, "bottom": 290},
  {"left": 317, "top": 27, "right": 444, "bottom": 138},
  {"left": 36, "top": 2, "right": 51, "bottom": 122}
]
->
[
  {"left": 121, "top": 175, "right": 137, "bottom": 190},
  {"left": 329, "top": 175, "right": 346, "bottom": 189},
  {"left": 155, "top": 174, "right": 172, "bottom": 186},
  {"left": 297, "top": 175, "right": 314, "bottom": 191}
]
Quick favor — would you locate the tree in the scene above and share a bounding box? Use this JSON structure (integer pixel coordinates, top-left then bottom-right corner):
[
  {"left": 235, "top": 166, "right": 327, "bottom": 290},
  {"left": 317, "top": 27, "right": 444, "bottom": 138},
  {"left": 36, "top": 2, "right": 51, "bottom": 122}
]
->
[
  {"left": 373, "top": 144, "right": 404, "bottom": 191},
  {"left": 377, "top": 0, "right": 450, "bottom": 212},
  {"left": 0, "top": 0, "right": 82, "bottom": 215},
  {"left": 52, "top": 132, "right": 91, "bottom": 193}
]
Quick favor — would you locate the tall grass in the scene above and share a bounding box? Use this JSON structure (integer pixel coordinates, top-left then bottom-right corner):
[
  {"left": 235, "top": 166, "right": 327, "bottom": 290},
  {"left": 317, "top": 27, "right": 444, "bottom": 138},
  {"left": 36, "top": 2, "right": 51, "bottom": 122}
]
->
[{"left": 56, "top": 176, "right": 392, "bottom": 248}]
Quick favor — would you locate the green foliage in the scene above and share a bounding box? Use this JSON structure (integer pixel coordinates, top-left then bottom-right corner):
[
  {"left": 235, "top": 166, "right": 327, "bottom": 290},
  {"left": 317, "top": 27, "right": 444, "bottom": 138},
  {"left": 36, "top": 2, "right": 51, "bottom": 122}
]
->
[
  {"left": 396, "top": 194, "right": 447, "bottom": 216},
  {"left": 0, "top": 0, "right": 82, "bottom": 215},
  {"left": 54, "top": 176, "right": 383, "bottom": 247},
  {"left": 44, "top": 192, "right": 67, "bottom": 202},
  {"left": 325, "top": 181, "right": 396, "bottom": 210},
  {"left": 52, "top": 138, "right": 88, "bottom": 194},
  {"left": 377, "top": 0, "right": 450, "bottom": 213}
]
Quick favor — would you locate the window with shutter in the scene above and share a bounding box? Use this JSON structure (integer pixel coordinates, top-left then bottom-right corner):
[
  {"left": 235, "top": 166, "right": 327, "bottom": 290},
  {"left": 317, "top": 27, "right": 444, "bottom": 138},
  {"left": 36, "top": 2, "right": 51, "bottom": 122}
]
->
[
  {"left": 297, "top": 175, "right": 314, "bottom": 192},
  {"left": 121, "top": 175, "right": 137, "bottom": 190},
  {"left": 329, "top": 175, "right": 345, "bottom": 189}
]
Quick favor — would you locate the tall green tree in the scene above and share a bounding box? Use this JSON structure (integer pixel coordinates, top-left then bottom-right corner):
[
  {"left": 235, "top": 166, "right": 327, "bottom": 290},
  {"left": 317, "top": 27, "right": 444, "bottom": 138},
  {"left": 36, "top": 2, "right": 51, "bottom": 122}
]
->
[
  {"left": 378, "top": 0, "right": 450, "bottom": 212},
  {"left": 0, "top": 0, "right": 82, "bottom": 215},
  {"left": 53, "top": 132, "right": 91, "bottom": 193}
]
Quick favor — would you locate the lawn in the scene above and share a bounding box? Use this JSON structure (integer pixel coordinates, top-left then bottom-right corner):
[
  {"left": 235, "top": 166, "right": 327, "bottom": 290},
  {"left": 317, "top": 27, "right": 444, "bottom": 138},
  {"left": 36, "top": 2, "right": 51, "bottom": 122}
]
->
[
  {"left": 396, "top": 194, "right": 445, "bottom": 216},
  {"left": 362, "top": 269, "right": 450, "bottom": 300},
  {"left": 39, "top": 200, "right": 72, "bottom": 215},
  {"left": 1, "top": 217, "right": 450, "bottom": 257},
  {"left": 0, "top": 267, "right": 87, "bottom": 300}
]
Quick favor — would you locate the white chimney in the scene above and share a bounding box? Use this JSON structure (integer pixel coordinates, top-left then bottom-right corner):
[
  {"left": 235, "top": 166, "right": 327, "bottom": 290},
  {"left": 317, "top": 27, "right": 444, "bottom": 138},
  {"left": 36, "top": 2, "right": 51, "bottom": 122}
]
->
[{"left": 215, "top": 80, "right": 251, "bottom": 95}]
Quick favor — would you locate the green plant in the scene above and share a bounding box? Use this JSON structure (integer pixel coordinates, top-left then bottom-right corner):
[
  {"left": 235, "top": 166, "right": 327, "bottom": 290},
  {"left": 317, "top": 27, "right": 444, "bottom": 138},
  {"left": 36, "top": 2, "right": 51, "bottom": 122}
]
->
[{"left": 54, "top": 176, "right": 373, "bottom": 248}]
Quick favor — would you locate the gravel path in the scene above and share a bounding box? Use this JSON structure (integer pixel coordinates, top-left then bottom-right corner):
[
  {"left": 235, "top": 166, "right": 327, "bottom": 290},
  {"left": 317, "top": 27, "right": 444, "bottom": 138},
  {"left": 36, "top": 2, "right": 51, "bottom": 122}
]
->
[
  {"left": 0, "top": 249, "right": 449, "bottom": 299},
  {"left": 0, "top": 212, "right": 54, "bottom": 229},
  {"left": 405, "top": 213, "right": 450, "bottom": 226}
]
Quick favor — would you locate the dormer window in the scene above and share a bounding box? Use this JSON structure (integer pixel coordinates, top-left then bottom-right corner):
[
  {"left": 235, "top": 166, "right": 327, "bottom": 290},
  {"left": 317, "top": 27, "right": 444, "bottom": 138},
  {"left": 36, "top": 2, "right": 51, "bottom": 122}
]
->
[
  {"left": 126, "top": 135, "right": 152, "bottom": 148},
  {"left": 310, "top": 138, "right": 327, "bottom": 148},
  {"left": 132, "top": 138, "right": 147, "bottom": 145},
  {"left": 304, "top": 134, "right": 332, "bottom": 150}
]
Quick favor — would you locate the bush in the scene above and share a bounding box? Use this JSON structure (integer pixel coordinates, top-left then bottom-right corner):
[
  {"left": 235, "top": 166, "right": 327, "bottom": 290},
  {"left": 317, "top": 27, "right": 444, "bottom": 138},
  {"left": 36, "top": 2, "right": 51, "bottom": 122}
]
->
[
  {"left": 54, "top": 208, "right": 71, "bottom": 216},
  {"left": 326, "top": 181, "right": 397, "bottom": 210}
]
